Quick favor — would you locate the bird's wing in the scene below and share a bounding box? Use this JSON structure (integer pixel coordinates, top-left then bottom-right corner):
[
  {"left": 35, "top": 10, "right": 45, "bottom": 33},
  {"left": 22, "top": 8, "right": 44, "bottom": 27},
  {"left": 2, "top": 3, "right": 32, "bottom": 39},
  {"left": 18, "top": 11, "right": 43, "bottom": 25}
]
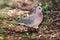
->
[
  {"left": 17, "top": 14, "right": 37, "bottom": 26},
  {"left": 17, "top": 19, "right": 34, "bottom": 26}
]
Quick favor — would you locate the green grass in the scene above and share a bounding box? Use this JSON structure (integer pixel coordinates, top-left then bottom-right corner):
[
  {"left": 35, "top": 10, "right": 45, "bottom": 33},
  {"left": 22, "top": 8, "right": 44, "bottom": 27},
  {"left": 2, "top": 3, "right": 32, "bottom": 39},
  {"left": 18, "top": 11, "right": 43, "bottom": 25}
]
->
[
  {"left": 0, "top": 7, "right": 11, "bottom": 12},
  {"left": 0, "top": 1, "right": 5, "bottom": 5},
  {"left": 0, "top": 13, "right": 9, "bottom": 19},
  {"left": 9, "top": 20, "right": 17, "bottom": 25},
  {"left": 16, "top": 13, "right": 27, "bottom": 20}
]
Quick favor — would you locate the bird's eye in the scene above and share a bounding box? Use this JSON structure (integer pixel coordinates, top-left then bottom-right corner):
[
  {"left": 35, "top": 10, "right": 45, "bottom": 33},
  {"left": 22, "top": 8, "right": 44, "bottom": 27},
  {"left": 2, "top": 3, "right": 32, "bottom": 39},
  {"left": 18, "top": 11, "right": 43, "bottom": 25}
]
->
[{"left": 39, "top": 8, "right": 41, "bottom": 9}]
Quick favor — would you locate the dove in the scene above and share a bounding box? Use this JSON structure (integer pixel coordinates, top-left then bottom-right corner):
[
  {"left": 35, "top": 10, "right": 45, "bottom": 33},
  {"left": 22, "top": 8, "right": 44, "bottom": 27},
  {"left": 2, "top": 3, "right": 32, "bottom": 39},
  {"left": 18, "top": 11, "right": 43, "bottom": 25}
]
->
[{"left": 17, "top": 6, "right": 43, "bottom": 29}]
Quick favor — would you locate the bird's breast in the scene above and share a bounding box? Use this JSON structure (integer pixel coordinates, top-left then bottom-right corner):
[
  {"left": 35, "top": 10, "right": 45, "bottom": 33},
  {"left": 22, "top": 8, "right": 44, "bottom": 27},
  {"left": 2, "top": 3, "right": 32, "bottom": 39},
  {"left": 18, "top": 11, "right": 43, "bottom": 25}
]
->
[{"left": 38, "top": 12, "right": 43, "bottom": 17}]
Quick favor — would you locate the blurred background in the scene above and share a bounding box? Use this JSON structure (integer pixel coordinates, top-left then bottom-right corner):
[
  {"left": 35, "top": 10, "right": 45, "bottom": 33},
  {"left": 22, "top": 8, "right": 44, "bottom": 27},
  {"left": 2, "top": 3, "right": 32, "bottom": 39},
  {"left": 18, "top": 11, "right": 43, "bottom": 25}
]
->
[{"left": 0, "top": 0, "right": 60, "bottom": 40}]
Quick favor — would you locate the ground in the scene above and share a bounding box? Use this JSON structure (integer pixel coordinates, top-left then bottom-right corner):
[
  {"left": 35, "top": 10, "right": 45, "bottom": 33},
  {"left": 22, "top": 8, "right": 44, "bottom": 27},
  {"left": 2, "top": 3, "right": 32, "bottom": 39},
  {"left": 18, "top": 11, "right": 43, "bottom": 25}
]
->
[{"left": 0, "top": 0, "right": 60, "bottom": 40}]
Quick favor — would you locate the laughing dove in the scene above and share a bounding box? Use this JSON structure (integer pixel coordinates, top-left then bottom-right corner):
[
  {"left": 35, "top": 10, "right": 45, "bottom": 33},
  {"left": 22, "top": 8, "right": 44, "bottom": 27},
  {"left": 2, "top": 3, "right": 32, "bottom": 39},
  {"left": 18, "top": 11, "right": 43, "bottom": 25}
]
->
[{"left": 17, "top": 6, "right": 43, "bottom": 29}]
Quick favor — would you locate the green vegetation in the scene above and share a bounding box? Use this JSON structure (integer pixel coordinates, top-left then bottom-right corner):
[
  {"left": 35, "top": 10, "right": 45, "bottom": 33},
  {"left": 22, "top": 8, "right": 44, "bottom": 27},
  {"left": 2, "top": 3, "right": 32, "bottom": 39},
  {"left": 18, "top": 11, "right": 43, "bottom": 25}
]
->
[
  {"left": 0, "top": 1, "right": 5, "bottom": 5},
  {"left": 16, "top": 13, "right": 27, "bottom": 20},
  {"left": 20, "top": 32, "right": 37, "bottom": 40},
  {"left": 0, "top": 0, "right": 13, "bottom": 6},
  {"left": 0, "top": 0, "right": 13, "bottom": 12},
  {"left": 9, "top": 20, "right": 17, "bottom": 25},
  {"left": 41, "top": 2, "right": 51, "bottom": 26},
  {"left": 0, "top": 0, "right": 59, "bottom": 40},
  {"left": 0, "top": 7, "right": 11, "bottom": 12},
  {"left": 0, "top": 30, "right": 4, "bottom": 36},
  {"left": 0, "top": 13, "right": 9, "bottom": 19}
]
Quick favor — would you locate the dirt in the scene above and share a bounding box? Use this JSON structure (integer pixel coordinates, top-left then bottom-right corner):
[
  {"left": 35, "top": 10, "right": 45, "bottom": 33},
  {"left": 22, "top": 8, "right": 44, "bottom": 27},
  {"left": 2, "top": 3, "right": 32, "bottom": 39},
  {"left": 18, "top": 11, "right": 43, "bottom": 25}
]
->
[{"left": 0, "top": 0, "right": 60, "bottom": 40}]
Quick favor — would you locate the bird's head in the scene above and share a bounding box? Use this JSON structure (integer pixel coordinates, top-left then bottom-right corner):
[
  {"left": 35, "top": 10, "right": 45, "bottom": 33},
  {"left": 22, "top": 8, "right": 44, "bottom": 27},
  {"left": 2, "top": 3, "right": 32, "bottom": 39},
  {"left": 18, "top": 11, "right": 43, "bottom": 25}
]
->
[{"left": 35, "top": 6, "right": 43, "bottom": 14}]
